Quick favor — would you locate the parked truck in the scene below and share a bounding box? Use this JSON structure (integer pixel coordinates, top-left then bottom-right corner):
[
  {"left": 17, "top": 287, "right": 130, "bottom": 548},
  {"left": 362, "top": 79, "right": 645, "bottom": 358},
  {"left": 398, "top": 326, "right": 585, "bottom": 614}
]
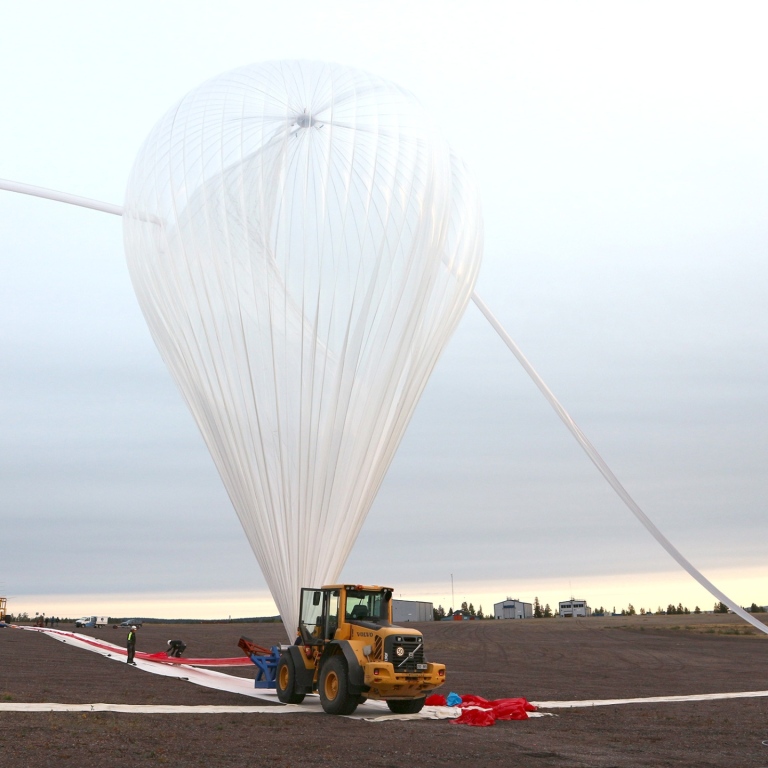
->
[{"left": 74, "top": 616, "right": 109, "bottom": 628}]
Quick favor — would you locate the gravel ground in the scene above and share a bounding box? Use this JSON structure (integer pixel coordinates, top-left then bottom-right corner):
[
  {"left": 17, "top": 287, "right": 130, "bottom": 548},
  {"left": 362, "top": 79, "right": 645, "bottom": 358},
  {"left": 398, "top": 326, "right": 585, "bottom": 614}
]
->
[{"left": 2, "top": 613, "right": 767, "bottom": 767}]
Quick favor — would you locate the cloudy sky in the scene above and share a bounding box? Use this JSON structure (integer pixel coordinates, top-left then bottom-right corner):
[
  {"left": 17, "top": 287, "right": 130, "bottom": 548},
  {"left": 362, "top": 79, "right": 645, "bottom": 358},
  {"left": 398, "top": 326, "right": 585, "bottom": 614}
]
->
[{"left": 1, "top": 2, "right": 766, "bottom": 620}]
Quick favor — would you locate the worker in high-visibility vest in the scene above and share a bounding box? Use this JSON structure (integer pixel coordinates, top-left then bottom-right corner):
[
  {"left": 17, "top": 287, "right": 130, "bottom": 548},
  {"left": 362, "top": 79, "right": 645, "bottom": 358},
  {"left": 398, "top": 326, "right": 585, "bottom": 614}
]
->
[{"left": 126, "top": 625, "right": 137, "bottom": 665}]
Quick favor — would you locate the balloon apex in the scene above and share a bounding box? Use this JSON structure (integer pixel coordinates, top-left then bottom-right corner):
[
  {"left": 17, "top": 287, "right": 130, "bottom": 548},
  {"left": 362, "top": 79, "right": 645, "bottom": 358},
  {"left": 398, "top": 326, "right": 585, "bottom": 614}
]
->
[{"left": 294, "top": 109, "right": 318, "bottom": 129}]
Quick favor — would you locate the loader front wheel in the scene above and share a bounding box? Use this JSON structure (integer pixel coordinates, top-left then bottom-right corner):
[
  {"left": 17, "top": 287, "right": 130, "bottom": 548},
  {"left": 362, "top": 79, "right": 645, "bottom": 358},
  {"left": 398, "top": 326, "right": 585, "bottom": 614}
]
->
[
  {"left": 276, "top": 654, "right": 305, "bottom": 704},
  {"left": 386, "top": 697, "right": 426, "bottom": 715},
  {"left": 319, "top": 656, "right": 358, "bottom": 715}
]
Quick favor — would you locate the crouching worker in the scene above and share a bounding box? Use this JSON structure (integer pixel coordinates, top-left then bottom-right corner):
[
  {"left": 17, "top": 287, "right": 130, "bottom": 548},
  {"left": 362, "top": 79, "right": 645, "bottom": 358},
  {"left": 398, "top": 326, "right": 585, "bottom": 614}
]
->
[{"left": 167, "top": 639, "right": 187, "bottom": 658}]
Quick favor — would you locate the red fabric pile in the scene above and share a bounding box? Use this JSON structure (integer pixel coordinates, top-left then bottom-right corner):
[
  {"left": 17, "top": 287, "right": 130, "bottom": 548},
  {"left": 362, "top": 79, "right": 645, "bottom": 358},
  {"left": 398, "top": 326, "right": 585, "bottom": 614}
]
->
[{"left": 425, "top": 693, "right": 536, "bottom": 727}]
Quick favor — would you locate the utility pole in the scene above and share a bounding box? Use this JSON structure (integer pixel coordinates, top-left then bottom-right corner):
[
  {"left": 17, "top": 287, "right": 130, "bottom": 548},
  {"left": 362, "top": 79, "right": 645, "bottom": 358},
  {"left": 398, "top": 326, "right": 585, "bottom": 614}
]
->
[{"left": 451, "top": 574, "right": 454, "bottom": 610}]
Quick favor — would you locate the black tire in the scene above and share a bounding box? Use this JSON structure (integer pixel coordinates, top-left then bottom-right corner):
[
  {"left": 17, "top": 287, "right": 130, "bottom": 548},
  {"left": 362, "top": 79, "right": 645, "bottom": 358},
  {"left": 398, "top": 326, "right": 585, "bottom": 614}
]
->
[
  {"left": 386, "top": 697, "right": 426, "bottom": 715},
  {"left": 318, "top": 656, "right": 358, "bottom": 715},
  {"left": 276, "top": 654, "right": 305, "bottom": 704}
]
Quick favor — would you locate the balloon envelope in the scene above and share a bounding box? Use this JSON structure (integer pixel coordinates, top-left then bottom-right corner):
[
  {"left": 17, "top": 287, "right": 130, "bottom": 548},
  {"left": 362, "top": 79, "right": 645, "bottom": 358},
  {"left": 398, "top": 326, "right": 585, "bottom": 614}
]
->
[{"left": 123, "top": 61, "right": 483, "bottom": 635}]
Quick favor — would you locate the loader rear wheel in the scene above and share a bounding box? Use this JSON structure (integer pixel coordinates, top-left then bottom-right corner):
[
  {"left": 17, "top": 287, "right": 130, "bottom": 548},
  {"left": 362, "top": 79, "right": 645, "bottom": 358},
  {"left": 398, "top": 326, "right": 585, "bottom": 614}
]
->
[
  {"left": 319, "top": 656, "right": 358, "bottom": 715},
  {"left": 276, "top": 655, "right": 305, "bottom": 704},
  {"left": 386, "top": 697, "right": 426, "bottom": 715}
]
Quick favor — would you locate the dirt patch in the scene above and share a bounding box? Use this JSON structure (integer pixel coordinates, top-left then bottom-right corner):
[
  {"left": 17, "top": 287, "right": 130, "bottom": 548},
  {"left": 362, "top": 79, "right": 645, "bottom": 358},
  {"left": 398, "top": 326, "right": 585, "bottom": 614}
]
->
[{"left": 2, "top": 613, "right": 767, "bottom": 767}]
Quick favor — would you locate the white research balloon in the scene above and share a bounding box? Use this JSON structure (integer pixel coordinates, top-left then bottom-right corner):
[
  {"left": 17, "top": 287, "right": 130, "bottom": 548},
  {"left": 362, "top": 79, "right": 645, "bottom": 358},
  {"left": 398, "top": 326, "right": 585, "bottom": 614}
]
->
[{"left": 122, "top": 61, "right": 483, "bottom": 636}]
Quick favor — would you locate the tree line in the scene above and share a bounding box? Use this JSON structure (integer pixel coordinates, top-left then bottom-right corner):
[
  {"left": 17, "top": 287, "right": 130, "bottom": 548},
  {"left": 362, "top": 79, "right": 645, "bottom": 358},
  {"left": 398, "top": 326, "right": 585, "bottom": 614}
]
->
[
  {"left": 597, "top": 601, "right": 766, "bottom": 616},
  {"left": 433, "top": 602, "right": 489, "bottom": 620},
  {"left": 430, "top": 599, "right": 767, "bottom": 620}
]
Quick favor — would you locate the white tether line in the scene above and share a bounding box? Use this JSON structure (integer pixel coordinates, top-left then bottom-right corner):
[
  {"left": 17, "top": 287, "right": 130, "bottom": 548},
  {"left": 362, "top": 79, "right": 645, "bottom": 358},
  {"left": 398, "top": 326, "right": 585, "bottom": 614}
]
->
[
  {"left": 471, "top": 293, "right": 768, "bottom": 636},
  {"left": 0, "top": 178, "right": 122, "bottom": 216},
  {"left": 2, "top": 176, "right": 765, "bottom": 636}
]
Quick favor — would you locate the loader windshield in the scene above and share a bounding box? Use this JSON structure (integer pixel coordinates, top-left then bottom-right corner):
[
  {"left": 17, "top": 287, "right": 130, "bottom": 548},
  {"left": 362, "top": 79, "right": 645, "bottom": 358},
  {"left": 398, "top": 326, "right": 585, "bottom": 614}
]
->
[{"left": 345, "top": 589, "right": 390, "bottom": 623}]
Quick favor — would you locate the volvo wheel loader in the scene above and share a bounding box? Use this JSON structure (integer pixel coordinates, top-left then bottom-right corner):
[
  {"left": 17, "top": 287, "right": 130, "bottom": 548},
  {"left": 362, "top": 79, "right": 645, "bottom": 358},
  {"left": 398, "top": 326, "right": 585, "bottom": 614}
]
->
[{"left": 276, "top": 584, "right": 446, "bottom": 715}]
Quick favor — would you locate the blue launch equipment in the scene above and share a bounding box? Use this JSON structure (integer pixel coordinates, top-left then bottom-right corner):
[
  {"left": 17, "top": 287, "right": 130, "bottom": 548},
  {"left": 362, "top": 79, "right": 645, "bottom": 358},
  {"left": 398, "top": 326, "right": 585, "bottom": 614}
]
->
[{"left": 238, "top": 636, "right": 281, "bottom": 688}]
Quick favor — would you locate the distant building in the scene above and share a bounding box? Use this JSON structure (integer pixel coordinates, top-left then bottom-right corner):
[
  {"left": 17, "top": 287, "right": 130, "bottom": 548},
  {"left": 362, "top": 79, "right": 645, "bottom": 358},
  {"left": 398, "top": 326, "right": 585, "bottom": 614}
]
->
[
  {"left": 559, "top": 599, "right": 591, "bottom": 618},
  {"left": 391, "top": 599, "right": 433, "bottom": 622},
  {"left": 494, "top": 598, "right": 532, "bottom": 620}
]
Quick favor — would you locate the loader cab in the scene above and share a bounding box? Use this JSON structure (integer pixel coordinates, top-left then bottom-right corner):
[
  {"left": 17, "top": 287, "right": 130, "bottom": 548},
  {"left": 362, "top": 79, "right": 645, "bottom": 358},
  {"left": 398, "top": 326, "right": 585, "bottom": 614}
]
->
[
  {"left": 298, "top": 585, "right": 393, "bottom": 645},
  {"left": 344, "top": 587, "right": 392, "bottom": 626}
]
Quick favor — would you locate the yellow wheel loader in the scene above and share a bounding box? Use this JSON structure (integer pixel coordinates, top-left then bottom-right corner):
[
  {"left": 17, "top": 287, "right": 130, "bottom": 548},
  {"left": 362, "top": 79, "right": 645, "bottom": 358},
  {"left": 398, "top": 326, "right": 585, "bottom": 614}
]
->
[{"left": 276, "top": 584, "right": 446, "bottom": 715}]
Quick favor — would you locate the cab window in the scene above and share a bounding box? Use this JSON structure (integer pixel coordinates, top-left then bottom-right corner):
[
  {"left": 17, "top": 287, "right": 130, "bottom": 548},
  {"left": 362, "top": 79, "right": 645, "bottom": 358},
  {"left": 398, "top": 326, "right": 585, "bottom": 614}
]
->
[{"left": 345, "top": 590, "right": 387, "bottom": 622}]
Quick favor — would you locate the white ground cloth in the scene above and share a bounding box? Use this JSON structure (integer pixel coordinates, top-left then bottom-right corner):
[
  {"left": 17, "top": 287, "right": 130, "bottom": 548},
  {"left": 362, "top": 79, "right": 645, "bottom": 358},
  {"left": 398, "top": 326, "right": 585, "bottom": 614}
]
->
[
  {"left": 12, "top": 626, "right": 455, "bottom": 720},
  {"left": 532, "top": 690, "right": 768, "bottom": 708},
  {"left": 12, "top": 627, "right": 768, "bottom": 718},
  {"left": 0, "top": 702, "right": 464, "bottom": 721}
]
